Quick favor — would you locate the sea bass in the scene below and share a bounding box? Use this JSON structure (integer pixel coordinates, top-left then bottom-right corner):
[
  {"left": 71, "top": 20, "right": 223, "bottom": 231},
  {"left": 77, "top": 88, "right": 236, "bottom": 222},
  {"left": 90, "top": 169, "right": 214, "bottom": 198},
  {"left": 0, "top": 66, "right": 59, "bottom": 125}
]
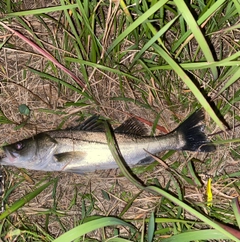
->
[{"left": 0, "top": 110, "right": 215, "bottom": 173}]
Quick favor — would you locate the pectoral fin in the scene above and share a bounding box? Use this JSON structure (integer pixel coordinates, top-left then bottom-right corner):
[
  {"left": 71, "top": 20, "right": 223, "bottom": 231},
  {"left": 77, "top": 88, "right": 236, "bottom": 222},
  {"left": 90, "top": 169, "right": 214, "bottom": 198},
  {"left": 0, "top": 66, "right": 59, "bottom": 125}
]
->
[
  {"left": 54, "top": 151, "right": 86, "bottom": 163},
  {"left": 54, "top": 152, "right": 87, "bottom": 174}
]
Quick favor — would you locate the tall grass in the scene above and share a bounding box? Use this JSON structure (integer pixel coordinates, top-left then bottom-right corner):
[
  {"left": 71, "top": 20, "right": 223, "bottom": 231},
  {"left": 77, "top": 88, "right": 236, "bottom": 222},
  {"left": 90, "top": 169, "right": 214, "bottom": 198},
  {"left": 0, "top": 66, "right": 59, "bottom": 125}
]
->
[{"left": 0, "top": 0, "right": 240, "bottom": 241}]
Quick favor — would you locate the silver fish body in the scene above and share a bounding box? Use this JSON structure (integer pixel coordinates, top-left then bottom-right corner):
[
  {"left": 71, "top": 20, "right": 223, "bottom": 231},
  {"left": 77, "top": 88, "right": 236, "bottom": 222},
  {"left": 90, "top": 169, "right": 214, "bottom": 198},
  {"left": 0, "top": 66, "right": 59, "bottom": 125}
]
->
[{"left": 0, "top": 110, "right": 215, "bottom": 173}]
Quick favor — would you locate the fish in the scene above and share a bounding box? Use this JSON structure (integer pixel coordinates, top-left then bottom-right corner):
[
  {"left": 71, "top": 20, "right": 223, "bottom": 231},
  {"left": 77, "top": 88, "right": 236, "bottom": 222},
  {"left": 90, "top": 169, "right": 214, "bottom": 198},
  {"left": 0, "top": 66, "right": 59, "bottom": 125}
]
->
[{"left": 0, "top": 110, "right": 215, "bottom": 173}]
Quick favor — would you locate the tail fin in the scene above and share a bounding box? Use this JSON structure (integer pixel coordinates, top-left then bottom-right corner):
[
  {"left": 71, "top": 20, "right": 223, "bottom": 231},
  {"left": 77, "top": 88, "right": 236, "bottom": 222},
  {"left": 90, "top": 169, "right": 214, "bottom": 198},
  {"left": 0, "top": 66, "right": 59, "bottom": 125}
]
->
[{"left": 176, "top": 110, "right": 215, "bottom": 152}]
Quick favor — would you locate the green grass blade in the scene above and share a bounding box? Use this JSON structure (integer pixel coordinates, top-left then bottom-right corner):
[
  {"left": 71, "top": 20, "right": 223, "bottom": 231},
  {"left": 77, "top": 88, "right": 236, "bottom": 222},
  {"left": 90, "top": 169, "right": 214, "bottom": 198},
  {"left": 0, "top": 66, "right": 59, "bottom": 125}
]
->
[
  {"left": 187, "top": 161, "right": 202, "bottom": 187},
  {"left": 218, "top": 68, "right": 240, "bottom": 95},
  {"left": 53, "top": 217, "right": 136, "bottom": 242},
  {"left": 0, "top": 22, "right": 88, "bottom": 92},
  {"left": 172, "top": 0, "right": 227, "bottom": 52},
  {"left": 173, "top": 0, "right": 218, "bottom": 79},
  {"left": 152, "top": 44, "right": 224, "bottom": 130},
  {"left": 119, "top": 191, "right": 143, "bottom": 218},
  {"left": 131, "top": 15, "right": 179, "bottom": 67},
  {"left": 119, "top": 0, "right": 134, "bottom": 23},
  {"left": 233, "top": 0, "right": 240, "bottom": 13},
  {"left": 147, "top": 59, "right": 240, "bottom": 71},
  {"left": 232, "top": 197, "right": 240, "bottom": 229},
  {"left": 104, "top": 120, "right": 145, "bottom": 190},
  {"left": 161, "top": 229, "right": 235, "bottom": 241},
  {"left": 213, "top": 138, "right": 240, "bottom": 145},
  {"left": 27, "top": 67, "right": 85, "bottom": 95},
  {"left": 106, "top": 238, "right": 134, "bottom": 242},
  {"left": 0, "top": 180, "right": 55, "bottom": 220},
  {"left": 59, "top": 0, "right": 89, "bottom": 81},
  {"left": 65, "top": 57, "right": 140, "bottom": 81},
  {"left": 107, "top": 0, "right": 169, "bottom": 54},
  {"left": 0, "top": 110, "right": 14, "bottom": 124},
  {"left": 148, "top": 212, "right": 155, "bottom": 242},
  {"left": 7, "top": 4, "right": 78, "bottom": 16},
  {"left": 148, "top": 186, "right": 240, "bottom": 241},
  {"left": 75, "top": 0, "right": 101, "bottom": 60}
]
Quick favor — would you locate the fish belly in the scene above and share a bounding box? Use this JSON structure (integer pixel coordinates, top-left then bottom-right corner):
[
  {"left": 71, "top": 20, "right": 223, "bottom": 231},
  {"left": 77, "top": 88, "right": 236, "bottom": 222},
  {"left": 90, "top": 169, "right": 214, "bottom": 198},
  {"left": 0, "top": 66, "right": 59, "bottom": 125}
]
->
[{"left": 53, "top": 138, "right": 162, "bottom": 173}]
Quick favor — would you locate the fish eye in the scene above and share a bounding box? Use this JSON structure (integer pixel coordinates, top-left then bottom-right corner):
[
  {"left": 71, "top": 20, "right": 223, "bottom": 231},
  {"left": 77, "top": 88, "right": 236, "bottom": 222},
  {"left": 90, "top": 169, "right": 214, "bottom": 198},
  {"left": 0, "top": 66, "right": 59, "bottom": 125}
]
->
[{"left": 14, "top": 142, "right": 24, "bottom": 151}]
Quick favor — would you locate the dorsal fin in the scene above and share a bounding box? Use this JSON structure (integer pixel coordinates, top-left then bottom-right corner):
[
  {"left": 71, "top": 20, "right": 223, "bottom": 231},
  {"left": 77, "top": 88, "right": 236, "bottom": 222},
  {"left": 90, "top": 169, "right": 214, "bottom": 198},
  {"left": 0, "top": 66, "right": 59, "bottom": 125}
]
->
[
  {"left": 71, "top": 116, "right": 148, "bottom": 136},
  {"left": 71, "top": 115, "right": 105, "bottom": 132},
  {"left": 114, "top": 118, "right": 148, "bottom": 136}
]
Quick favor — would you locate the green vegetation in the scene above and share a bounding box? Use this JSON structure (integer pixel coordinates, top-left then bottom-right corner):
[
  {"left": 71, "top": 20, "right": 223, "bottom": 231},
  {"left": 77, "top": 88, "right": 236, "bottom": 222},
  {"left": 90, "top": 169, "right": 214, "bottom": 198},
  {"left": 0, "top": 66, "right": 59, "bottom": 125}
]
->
[{"left": 0, "top": 0, "right": 240, "bottom": 241}]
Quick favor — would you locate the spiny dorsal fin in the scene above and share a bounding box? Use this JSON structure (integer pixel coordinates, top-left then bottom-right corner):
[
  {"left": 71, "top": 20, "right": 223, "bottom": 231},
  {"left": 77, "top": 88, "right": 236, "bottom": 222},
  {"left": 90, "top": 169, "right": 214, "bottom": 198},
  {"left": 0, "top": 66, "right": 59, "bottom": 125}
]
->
[
  {"left": 71, "top": 115, "right": 105, "bottom": 132},
  {"left": 72, "top": 115, "right": 148, "bottom": 136},
  {"left": 114, "top": 118, "right": 148, "bottom": 136}
]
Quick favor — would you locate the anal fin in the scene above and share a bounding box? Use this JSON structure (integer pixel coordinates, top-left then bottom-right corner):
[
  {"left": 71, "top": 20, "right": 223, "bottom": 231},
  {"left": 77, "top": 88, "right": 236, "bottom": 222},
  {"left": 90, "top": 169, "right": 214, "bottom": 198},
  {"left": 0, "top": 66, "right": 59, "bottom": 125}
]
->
[{"left": 136, "top": 156, "right": 155, "bottom": 165}]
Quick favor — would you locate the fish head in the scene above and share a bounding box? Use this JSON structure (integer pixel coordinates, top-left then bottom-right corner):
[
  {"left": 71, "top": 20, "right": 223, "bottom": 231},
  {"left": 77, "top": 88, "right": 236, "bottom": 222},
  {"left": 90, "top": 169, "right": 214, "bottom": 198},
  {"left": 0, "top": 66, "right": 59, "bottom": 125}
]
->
[
  {"left": 1, "top": 133, "right": 57, "bottom": 169},
  {"left": 3, "top": 138, "right": 37, "bottom": 164}
]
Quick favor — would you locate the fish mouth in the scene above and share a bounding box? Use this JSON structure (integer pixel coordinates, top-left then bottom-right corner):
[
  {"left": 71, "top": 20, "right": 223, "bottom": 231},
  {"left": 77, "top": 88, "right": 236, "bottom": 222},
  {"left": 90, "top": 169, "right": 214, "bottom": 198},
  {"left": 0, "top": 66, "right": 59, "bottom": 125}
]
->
[{"left": 3, "top": 147, "right": 16, "bottom": 163}]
